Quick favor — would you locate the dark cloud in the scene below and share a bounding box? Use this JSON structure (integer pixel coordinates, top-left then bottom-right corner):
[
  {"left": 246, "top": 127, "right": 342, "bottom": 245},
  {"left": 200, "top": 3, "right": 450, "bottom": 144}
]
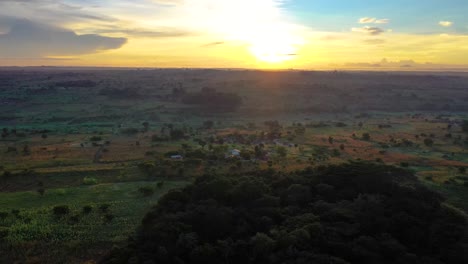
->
[{"left": 0, "top": 19, "right": 126, "bottom": 57}]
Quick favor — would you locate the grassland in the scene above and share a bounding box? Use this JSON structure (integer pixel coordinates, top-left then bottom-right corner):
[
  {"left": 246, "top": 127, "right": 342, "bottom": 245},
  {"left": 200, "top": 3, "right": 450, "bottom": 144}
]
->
[{"left": 0, "top": 180, "right": 189, "bottom": 263}]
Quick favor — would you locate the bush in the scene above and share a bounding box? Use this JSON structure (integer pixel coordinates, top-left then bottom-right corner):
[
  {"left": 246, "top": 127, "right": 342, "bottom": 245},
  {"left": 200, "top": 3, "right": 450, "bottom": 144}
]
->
[
  {"left": 0, "top": 226, "right": 9, "bottom": 239},
  {"left": 53, "top": 205, "right": 70, "bottom": 216},
  {"left": 90, "top": 136, "right": 102, "bottom": 142},
  {"left": 6, "top": 146, "right": 17, "bottom": 153},
  {"left": 424, "top": 138, "right": 434, "bottom": 147},
  {"left": 104, "top": 214, "right": 114, "bottom": 223},
  {"left": 37, "top": 188, "right": 45, "bottom": 196},
  {"left": 139, "top": 186, "right": 155, "bottom": 197},
  {"left": 83, "top": 177, "right": 99, "bottom": 185},
  {"left": 121, "top": 128, "right": 139, "bottom": 135},
  {"left": 0, "top": 211, "right": 8, "bottom": 220},
  {"left": 11, "top": 209, "right": 20, "bottom": 217},
  {"left": 99, "top": 204, "right": 110, "bottom": 213},
  {"left": 156, "top": 181, "right": 165, "bottom": 188},
  {"left": 83, "top": 205, "right": 93, "bottom": 214},
  {"left": 69, "top": 215, "right": 80, "bottom": 224},
  {"left": 362, "top": 133, "right": 371, "bottom": 141}
]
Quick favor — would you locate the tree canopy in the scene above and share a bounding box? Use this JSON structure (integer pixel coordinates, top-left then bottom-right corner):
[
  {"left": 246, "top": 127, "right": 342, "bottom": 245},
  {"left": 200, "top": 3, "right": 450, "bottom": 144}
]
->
[{"left": 103, "top": 162, "right": 468, "bottom": 264}]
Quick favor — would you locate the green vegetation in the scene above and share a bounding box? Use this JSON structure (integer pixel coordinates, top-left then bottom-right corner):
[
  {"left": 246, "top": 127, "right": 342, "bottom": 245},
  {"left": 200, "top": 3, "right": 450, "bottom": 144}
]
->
[
  {"left": 103, "top": 163, "right": 468, "bottom": 264},
  {"left": 0, "top": 181, "right": 189, "bottom": 263},
  {"left": 2, "top": 69, "right": 468, "bottom": 263}
]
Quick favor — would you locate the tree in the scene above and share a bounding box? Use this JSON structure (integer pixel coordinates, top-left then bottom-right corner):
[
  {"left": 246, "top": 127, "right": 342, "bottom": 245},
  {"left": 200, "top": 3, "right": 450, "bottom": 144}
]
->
[
  {"left": 83, "top": 205, "right": 93, "bottom": 214},
  {"left": 23, "top": 144, "right": 31, "bottom": 155},
  {"left": 37, "top": 188, "right": 45, "bottom": 196},
  {"left": 139, "top": 186, "right": 155, "bottom": 197},
  {"left": 53, "top": 205, "right": 70, "bottom": 216},
  {"left": 203, "top": 120, "right": 214, "bottom": 129},
  {"left": 198, "top": 140, "right": 207, "bottom": 149},
  {"left": 142, "top": 122, "right": 150, "bottom": 132},
  {"left": 170, "top": 129, "right": 185, "bottom": 140},
  {"left": 462, "top": 120, "right": 468, "bottom": 133},
  {"left": 276, "top": 146, "right": 287, "bottom": 158},
  {"left": 424, "top": 138, "right": 434, "bottom": 147},
  {"left": 362, "top": 133, "right": 371, "bottom": 141},
  {"left": 251, "top": 233, "right": 275, "bottom": 259},
  {"left": 459, "top": 167, "right": 466, "bottom": 174}
]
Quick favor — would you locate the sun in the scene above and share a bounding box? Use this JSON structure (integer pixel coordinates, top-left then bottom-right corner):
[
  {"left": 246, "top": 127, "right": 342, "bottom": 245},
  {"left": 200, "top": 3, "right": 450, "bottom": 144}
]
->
[
  {"left": 246, "top": 29, "right": 302, "bottom": 64},
  {"left": 249, "top": 39, "right": 298, "bottom": 63}
]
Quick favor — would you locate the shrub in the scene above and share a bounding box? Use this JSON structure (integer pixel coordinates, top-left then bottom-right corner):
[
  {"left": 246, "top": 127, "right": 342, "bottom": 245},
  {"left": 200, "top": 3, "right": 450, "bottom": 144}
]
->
[
  {"left": 11, "top": 209, "right": 20, "bottom": 217},
  {"left": 156, "top": 181, "right": 165, "bottom": 189},
  {"left": 139, "top": 186, "right": 155, "bottom": 197},
  {"left": 0, "top": 211, "right": 8, "bottom": 220},
  {"left": 83, "top": 205, "right": 93, "bottom": 214},
  {"left": 104, "top": 214, "right": 114, "bottom": 223},
  {"left": 459, "top": 167, "right": 466, "bottom": 174},
  {"left": 121, "top": 128, "right": 139, "bottom": 135},
  {"left": 6, "top": 146, "right": 17, "bottom": 153},
  {"left": 37, "top": 188, "right": 45, "bottom": 196},
  {"left": 89, "top": 136, "right": 102, "bottom": 142},
  {"left": 362, "top": 133, "right": 371, "bottom": 141},
  {"left": 56, "top": 189, "right": 67, "bottom": 195},
  {"left": 83, "top": 177, "right": 99, "bottom": 185},
  {"left": 69, "top": 215, "right": 80, "bottom": 224},
  {"left": 99, "top": 204, "right": 110, "bottom": 213},
  {"left": 0, "top": 227, "right": 9, "bottom": 239},
  {"left": 424, "top": 138, "right": 434, "bottom": 147},
  {"left": 53, "top": 205, "right": 70, "bottom": 216}
]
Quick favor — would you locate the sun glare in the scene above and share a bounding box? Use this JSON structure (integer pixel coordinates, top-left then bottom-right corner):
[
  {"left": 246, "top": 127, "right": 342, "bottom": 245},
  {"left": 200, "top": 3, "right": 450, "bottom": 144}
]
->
[
  {"left": 180, "top": 0, "right": 303, "bottom": 65},
  {"left": 249, "top": 35, "right": 299, "bottom": 63}
]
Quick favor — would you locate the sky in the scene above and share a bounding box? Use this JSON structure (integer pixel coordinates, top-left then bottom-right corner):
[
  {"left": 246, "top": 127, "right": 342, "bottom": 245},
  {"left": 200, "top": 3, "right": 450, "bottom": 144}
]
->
[{"left": 1, "top": 0, "right": 468, "bottom": 69}]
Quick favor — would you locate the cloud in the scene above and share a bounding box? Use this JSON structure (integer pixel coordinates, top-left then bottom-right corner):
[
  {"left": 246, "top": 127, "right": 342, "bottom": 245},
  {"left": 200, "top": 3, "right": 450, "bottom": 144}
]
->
[
  {"left": 352, "top": 26, "right": 385, "bottom": 35},
  {"left": 364, "top": 39, "right": 386, "bottom": 45},
  {"left": 0, "top": 19, "right": 126, "bottom": 58},
  {"left": 86, "top": 27, "right": 192, "bottom": 38},
  {"left": 375, "top": 19, "right": 390, "bottom": 24},
  {"left": 359, "top": 17, "right": 390, "bottom": 24},
  {"left": 343, "top": 58, "right": 468, "bottom": 70},
  {"left": 202, "top": 41, "right": 225, "bottom": 47},
  {"left": 359, "top": 17, "right": 376, "bottom": 24},
  {"left": 152, "top": 0, "right": 183, "bottom": 5},
  {"left": 439, "top": 21, "right": 453, "bottom": 27}
]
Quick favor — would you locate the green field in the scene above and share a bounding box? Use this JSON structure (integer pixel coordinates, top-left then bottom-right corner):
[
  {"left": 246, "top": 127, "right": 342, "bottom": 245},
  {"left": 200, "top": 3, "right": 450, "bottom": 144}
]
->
[{"left": 0, "top": 180, "right": 189, "bottom": 263}]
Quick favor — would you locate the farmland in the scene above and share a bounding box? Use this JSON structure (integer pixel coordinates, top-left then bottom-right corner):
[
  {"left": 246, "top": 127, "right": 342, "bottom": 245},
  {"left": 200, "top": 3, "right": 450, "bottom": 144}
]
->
[{"left": 1, "top": 68, "right": 468, "bottom": 262}]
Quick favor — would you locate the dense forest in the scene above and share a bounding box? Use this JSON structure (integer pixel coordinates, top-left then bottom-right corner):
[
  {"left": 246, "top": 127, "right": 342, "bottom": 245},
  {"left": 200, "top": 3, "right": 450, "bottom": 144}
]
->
[{"left": 103, "top": 162, "right": 468, "bottom": 264}]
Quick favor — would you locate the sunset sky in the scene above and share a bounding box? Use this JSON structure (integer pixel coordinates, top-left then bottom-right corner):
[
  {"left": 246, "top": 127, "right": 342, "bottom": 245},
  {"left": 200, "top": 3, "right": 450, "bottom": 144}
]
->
[{"left": 1, "top": 0, "right": 468, "bottom": 69}]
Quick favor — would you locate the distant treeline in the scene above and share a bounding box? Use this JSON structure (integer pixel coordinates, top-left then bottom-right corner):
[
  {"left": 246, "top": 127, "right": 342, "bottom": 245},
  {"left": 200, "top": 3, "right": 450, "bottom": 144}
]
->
[
  {"left": 102, "top": 162, "right": 468, "bottom": 264},
  {"left": 181, "top": 88, "right": 242, "bottom": 112}
]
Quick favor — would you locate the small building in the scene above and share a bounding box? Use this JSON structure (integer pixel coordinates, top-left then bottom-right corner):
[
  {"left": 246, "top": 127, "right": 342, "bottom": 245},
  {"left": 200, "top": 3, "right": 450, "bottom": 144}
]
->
[
  {"left": 231, "top": 149, "right": 241, "bottom": 157},
  {"left": 171, "top": 155, "right": 184, "bottom": 160}
]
